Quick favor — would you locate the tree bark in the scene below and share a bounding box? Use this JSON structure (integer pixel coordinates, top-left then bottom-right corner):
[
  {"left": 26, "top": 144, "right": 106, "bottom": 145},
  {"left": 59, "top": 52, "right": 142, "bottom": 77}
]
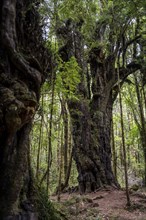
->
[
  {"left": 0, "top": 0, "right": 49, "bottom": 218},
  {"left": 68, "top": 91, "right": 117, "bottom": 193}
]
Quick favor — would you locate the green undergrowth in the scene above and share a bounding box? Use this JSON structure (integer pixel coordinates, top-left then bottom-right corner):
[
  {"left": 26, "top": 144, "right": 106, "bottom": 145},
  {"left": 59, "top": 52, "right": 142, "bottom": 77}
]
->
[
  {"left": 125, "top": 202, "right": 145, "bottom": 212},
  {"left": 57, "top": 195, "right": 100, "bottom": 220},
  {"left": 35, "top": 187, "right": 67, "bottom": 220}
]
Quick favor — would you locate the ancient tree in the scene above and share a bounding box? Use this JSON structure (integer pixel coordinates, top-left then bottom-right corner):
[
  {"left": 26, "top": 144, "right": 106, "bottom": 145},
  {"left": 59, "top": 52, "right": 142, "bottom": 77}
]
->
[
  {"left": 56, "top": 1, "right": 143, "bottom": 193},
  {"left": 0, "top": 0, "right": 49, "bottom": 218}
]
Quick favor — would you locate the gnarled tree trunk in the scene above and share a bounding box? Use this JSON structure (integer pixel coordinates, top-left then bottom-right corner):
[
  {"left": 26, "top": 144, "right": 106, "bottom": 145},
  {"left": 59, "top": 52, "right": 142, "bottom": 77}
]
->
[
  {"left": 57, "top": 20, "right": 140, "bottom": 193},
  {"left": 68, "top": 77, "right": 116, "bottom": 193},
  {"left": 0, "top": 0, "right": 49, "bottom": 218}
]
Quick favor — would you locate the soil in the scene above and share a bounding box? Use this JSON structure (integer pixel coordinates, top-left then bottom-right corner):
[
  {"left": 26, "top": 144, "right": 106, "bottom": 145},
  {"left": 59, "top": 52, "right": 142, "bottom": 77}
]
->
[{"left": 51, "top": 187, "right": 146, "bottom": 220}]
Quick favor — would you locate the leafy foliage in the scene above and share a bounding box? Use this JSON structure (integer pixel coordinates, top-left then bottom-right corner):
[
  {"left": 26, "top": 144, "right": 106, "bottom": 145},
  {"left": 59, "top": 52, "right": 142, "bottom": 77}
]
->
[{"left": 55, "top": 56, "right": 81, "bottom": 99}]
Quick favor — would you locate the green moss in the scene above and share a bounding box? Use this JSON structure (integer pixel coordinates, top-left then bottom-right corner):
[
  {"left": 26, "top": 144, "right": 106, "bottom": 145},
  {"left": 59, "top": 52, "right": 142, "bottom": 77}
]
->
[
  {"left": 12, "top": 81, "right": 37, "bottom": 106},
  {"left": 2, "top": 88, "right": 15, "bottom": 106},
  {"left": 130, "top": 184, "right": 139, "bottom": 191},
  {"left": 35, "top": 187, "right": 67, "bottom": 220}
]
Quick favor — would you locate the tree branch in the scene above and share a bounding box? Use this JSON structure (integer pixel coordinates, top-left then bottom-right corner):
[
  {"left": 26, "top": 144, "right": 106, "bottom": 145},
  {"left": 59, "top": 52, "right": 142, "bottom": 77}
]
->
[
  {"left": 125, "top": 35, "right": 141, "bottom": 50},
  {"left": 112, "top": 61, "right": 141, "bottom": 102}
]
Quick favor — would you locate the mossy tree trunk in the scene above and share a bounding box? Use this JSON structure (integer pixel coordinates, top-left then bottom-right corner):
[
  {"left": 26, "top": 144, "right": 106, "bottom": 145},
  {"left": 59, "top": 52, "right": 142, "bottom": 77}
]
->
[
  {"left": 68, "top": 72, "right": 116, "bottom": 193},
  {"left": 0, "top": 0, "right": 49, "bottom": 218},
  {"left": 57, "top": 20, "right": 141, "bottom": 193}
]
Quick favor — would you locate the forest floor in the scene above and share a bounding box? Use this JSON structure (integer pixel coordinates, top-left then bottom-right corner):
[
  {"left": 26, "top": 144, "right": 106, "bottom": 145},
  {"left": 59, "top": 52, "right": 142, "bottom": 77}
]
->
[{"left": 51, "top": 186, "right": 146, "bottom": 220}]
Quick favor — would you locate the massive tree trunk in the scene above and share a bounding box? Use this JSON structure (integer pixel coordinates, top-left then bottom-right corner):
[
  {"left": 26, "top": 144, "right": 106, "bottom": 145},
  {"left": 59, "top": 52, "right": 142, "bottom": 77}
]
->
[
  {"left": 0, "top": 0, "right": 49, "bottom": 218},
  {"left": 68, "top": 64, "right": 116, "bottom": 193},
  {"left": 57, "top": 20, "right": 141, "bottom": 193}
]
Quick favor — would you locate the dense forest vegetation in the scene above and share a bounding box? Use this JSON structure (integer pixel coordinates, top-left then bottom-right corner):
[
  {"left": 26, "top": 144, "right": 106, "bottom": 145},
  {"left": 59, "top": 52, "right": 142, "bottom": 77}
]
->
[{"left": 0, "top": 0, "right": 146, "bottom": 219}]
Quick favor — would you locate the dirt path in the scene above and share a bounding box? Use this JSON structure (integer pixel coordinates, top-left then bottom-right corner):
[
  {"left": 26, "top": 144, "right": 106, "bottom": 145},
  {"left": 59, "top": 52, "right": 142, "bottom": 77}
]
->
[{"left": 51, "top": 188, "right": 146, "bottom": 220}]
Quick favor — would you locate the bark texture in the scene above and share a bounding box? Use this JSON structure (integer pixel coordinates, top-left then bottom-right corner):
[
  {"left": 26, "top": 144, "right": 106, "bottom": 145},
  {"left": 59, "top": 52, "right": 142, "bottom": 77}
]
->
[{"left": 0, "top": 0, "right": 49, "bottom": 218}]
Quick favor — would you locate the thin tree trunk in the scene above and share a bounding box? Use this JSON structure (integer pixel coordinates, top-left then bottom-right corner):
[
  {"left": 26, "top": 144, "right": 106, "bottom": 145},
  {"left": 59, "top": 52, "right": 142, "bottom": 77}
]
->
[
  {"left": 112, "top": 119, "right": 117, "bottom": 181},
  {"left": 134, "top": 74, "right": 146, "bottom": 186},
  {"left": 57, "top": 125, "right": 63, "bottom": 201},
  {"left": 61, "top": 119, "right": 73, "bottom": 190},
  {"left": 60, "top": 150, "right": 73, "bottom": 191},
  {"left": 47, "top": 73, "right": 55, "bottom": 192},
  {"left": 119, "top": 90, "right": 131, "bottom": 206},
  {"left": 127, "top": 111, "right": 131, "bottom": 167},
  {"left": 142, "top": 85, "right": 146, "bottom": 116},
  {"left": 117, "top": 63, "right": 131, "bottom": 206},
  {"left": 36, "top": 94, "right": 44, "bottom": 180},
  {"left": 60, "top": 98, "right": 69, "bottom": 181}
]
